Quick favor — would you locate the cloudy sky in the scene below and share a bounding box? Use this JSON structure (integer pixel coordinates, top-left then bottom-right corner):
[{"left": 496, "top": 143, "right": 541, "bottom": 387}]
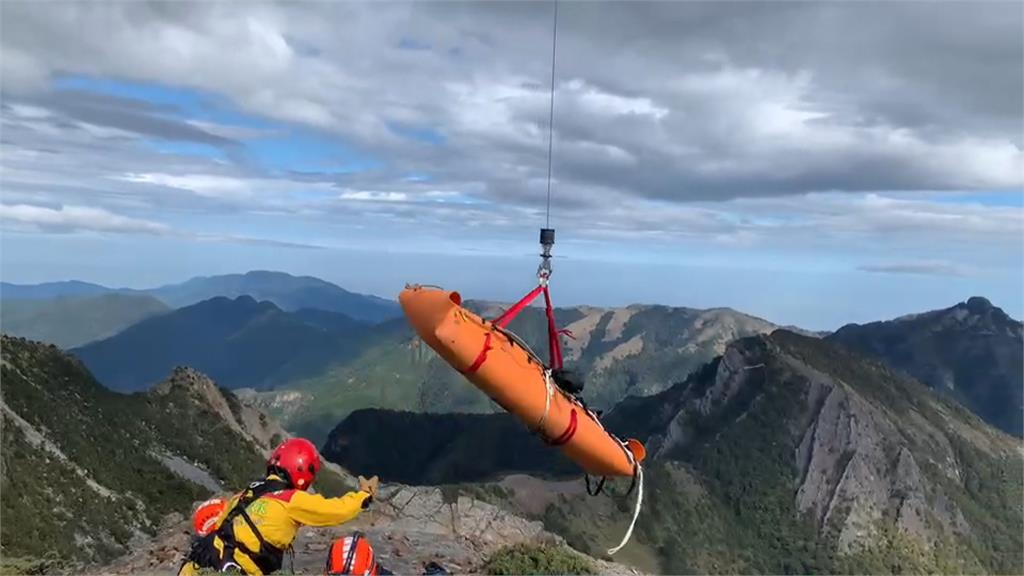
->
[{"left": 1, "top": 1, "right": 1021, "bottom": 329}]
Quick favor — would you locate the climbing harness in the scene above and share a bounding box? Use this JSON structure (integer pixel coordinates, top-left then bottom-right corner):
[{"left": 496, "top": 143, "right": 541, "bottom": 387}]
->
[{"left": 214, "top": 478, "right": 291, "bottom": 573}]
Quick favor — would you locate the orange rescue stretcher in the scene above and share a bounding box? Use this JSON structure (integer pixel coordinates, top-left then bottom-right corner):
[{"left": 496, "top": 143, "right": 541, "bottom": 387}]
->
[
  {"left": 399, "top": 285, "right": 645, "bottom": 477},
  {"left": 399, "top": 228, "right": 645, "bottom": 555}
]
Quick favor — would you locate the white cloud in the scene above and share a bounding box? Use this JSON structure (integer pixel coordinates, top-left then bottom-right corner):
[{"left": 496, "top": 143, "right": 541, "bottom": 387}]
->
[
  {"left": 858, "top": 261, "right": 970, "bottom": 277},
  {"left": 118, "top": 173, "right": 255, "bottom": 199},
  {"left": 723, "top": 193, "right": 1024, "bottom": 239},
  {"left": 0, "top": 1, "right": 1020, "bottom": 274},
  {"left": 2, "top": 2, "right": 1020, "bottom": 205},
  {"left": 112, "top": 172, "right": 340, "bottom": 208},
  {"left": 0, "top": 202, "right": 324, "bottom": 250},
  {"left": 339, "top": 190, "right": 409, "bottom": 202},
  {"left": 4, "top": 103, "right": 52, "bottom": 119},
  {"left": 566, "top": 78, "right": 668, "bottom": 120},
  {"left": 338, "top": 188, "right": 470, "bottom": 203},
  {"left": 0, "top": 203, "right": 172, "bottom": 235}
]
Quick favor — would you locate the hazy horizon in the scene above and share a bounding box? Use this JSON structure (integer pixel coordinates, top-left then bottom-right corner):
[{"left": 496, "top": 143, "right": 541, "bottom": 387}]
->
[{"left": 3, "top": 249, "right": 1020, "bottom": 332}]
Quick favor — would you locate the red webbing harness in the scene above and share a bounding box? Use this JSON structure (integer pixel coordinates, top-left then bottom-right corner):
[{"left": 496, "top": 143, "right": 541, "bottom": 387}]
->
[
  {"left": 488, "top": 279, "right": 580, "bottom": 447},
  {"left": 492, "top": 283, "right": 564, "bottom": 371},
  {"left": 465, "top": 228, "right": 581, "bottom": 447}
]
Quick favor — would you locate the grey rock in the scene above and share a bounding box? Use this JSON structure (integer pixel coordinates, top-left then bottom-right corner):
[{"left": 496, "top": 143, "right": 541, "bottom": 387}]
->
[{"left": 98, "top": 484, "right": 636, "bottom": 575}]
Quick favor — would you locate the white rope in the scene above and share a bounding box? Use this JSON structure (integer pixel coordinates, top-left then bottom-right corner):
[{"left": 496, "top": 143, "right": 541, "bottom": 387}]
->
[
  {"left": 607, "top": 464, "right": 643, "bottom": 556},
  {"left": 534, "top": 366, "right": 643, "bottom": 556},
  {"left": 535, "top": 369, "right": 555, "bottom": 434}
]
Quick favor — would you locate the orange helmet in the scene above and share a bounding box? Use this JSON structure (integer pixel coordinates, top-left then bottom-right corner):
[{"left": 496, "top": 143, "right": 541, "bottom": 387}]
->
[
  {"left": 326, "top": 532, "right": 379, "bottom": 576},
  {"left": 192, "top": 497, "right": 227, "bottom": 536},
  {"left": 268, "top": 437, "right": 321, "bottom": 490}
]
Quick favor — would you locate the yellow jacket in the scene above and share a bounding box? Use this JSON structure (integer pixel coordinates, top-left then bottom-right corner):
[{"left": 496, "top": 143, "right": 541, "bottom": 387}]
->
[{"left": 210, "top": 475, "right": 370, "bottom": 575}]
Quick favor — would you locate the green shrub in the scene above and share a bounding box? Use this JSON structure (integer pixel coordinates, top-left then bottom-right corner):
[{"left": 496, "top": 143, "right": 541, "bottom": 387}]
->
[
  {"left": 483, "top": 543, "right": 595, "bottom": 575},
  {"left": 0, "top": 553, "right": 68, "bottom": 575}
]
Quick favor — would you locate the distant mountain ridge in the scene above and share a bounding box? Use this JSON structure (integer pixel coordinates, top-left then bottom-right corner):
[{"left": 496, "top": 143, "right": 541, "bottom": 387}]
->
[
  {"left": 830, "top": 296, "right": 1023, "bottom": 437},
  {"left": 72, "top": 296, "right": 369, "bottom": 392},
  {"left": 1, "top": 280, "right": 112, "bottom": 300},
  {"left": 2, "top": 270, "right": 401, "bottom": 324},
  {"left": 0, "top": 293, "right": 170, "bottom": 348},
  {"left": 144, "top": 271, "right": 400, "bottom": 323}
]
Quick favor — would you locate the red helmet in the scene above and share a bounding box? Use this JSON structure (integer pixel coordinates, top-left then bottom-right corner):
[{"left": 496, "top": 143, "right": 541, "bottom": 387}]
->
[
  {"left": 326, "top": 532, "right": 379, "bottom": 575},
  {"left": 268, "top": 438, "right": 321, "bottom": 490},
  {"left": 192, "top": 497, "right": 227, "bottom": 536}
]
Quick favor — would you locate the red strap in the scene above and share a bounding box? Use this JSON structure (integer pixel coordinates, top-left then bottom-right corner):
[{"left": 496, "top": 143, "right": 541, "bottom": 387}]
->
[
  {"left": 494, "top": 285, "right": 545, "bottom": 328},
  {"left": 461, "top": 332, "right": 493, "bottom": 374},
  {"left": 549, "top": 409, "right": 578, "bottom": 446},
  {"left": 261, "top": 490, "right": 296, "bottom": 503},
  {"left": 542, "top": 286, "right": 563, "bottom": 370},
  {"left": 491, "top": 283, "right": 564, "bottom": 370}
]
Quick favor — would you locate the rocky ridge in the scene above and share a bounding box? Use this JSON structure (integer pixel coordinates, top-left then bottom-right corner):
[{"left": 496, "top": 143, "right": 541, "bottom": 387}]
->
[
  {"left": 829, "top": 296, "right": 1023, "bottom": 436},
  {"left": 102, "top": 484, "right": 638, "bottom": 575}
]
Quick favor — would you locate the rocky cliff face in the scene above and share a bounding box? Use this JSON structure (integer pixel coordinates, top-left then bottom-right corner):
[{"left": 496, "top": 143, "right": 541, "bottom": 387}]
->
[
  {"left": 154, "top": 367, "right": 288, "bottom": 454},
  {"left": 601, "top": 331, "right": 1022, "bottom": 573},
  {"left": 523, "top": 303, "right": 779, "bottom": 407},
  {"left": 0, "top": 336, "right": 275, "bottom": 568}
]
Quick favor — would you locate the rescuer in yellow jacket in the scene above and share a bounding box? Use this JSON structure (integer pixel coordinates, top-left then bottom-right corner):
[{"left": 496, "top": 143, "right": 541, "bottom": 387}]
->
[{"left": 178, "top": 438, "right": 380, "bottom": 575}]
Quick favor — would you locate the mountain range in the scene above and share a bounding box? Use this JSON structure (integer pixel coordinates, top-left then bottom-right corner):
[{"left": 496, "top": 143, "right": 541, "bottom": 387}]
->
[
  {"left": 71, "top": 296, "right": 368, "bottom": 392},
  {"left": 4, "top": 271, "right": 1021, "bottom": 443},
  {"left": 250, "top": 301, "right": 781, "bottom": 443},
  {"left": 9, "top": 271, "right": 1021, "bottom": 445},
  {"left": 216, "top": 294, "right": 1024, "bottom": 445},
  {"left": 830, "top": 296, "right": 1023, "bottom": 437},
  {"left": 2, "top": 284, "right": 1022, "bottom": 575},
  {"left": 0, "top": 293, "right": 170, "bottom": 349},
  {"left": 326, "top": 331, "right": 1023, "bottom": 575},
  {"left": 0, "top": 280, "right": 113, "bottom": 300},
  {"left": 2, "top": 270, "right": 401, "bottom": 325},
  {"left": 4, "top": 274, "right": 781, "bottom": 442},
  {"left": 140, "top": 271, "right": 400, "bottom": 323}
]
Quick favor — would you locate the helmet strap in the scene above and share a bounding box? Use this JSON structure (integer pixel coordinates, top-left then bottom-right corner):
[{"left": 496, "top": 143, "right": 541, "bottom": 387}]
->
[{"left": 267, "top": 465, "right": 295, "bottom": 488}]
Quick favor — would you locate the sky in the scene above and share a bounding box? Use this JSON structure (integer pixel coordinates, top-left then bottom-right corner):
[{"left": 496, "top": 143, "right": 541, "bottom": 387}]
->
[{"left": 0, "top": 1, "right": 1021, "bottom": 330}]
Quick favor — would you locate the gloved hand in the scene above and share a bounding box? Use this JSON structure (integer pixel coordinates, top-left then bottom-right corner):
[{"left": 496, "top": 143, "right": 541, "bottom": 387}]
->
[{"left": 358, "top": 475, "right": 379, "bottom": 507}]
